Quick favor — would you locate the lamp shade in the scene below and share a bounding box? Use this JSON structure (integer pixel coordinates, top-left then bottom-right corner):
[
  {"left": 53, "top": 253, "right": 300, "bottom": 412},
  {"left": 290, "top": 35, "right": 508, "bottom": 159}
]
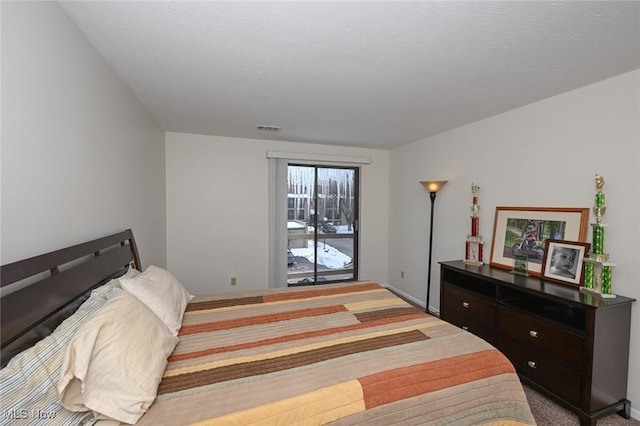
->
[{"left": 420, "top": 180, "right": 448, "bottom": 193}]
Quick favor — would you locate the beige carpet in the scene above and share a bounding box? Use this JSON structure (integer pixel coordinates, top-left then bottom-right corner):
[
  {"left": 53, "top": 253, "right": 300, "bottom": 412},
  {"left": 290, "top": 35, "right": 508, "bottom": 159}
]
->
[{"left": 524, "top": 384, "right": 640, "bottom": 425}]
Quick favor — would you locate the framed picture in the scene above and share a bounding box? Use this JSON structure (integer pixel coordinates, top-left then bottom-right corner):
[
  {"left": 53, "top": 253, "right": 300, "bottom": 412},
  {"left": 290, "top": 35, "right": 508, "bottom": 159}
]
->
[
  {"left": 542, "top": 240, "right": 591, "bottom": 286},
  {"left": 490, "top": 207, "right": 589, "bottom": 275}
]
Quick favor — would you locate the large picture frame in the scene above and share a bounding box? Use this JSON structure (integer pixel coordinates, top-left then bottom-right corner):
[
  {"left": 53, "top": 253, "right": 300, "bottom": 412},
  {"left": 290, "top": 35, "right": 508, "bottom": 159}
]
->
[
  {"left": 490, "top": 207, "right": 589, "bottom": 275},
  {"left": 541, "top": 239, "right": 591, "bottom": 287}
]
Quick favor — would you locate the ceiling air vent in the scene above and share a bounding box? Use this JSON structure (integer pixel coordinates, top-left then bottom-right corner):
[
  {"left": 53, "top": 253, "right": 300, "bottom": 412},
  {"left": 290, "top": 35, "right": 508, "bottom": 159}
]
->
[{"left": 257, "top": 125, "right": 281, "bottom": 132}]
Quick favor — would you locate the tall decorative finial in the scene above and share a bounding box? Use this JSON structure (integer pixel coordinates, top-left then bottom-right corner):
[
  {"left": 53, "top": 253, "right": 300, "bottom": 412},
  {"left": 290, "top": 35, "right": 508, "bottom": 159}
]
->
[
  {"left": 470, "top": 183, "right": 480, "bottom": 217},
  {"left": 582, "top": 173, "right": 616, "bottom": 298},
  {"left": 593, "top": 174, "right": 606, "bottom": 224},
  {"left": 464, "top": 182, "right": 484, "bottom": 266}
]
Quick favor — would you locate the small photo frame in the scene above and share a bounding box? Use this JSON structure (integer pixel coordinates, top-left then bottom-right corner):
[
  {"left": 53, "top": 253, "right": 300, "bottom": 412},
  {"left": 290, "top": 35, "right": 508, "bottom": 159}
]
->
[
  {"left": 541, "top": 240, "right": 590, "bottom": 287},
  {"left": 512, "top": 254, "right": 529, "bottom": 276}
]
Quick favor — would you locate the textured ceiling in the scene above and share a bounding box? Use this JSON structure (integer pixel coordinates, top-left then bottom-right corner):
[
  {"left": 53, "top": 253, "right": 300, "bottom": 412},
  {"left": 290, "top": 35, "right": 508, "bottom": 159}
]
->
[{"left": 59, "top": 1, "right": 640, "bottom": 149}]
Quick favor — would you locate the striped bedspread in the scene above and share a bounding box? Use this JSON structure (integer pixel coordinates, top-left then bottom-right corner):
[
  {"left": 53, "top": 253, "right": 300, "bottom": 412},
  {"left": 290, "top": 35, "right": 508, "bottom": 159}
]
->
[{"left": 138, "top": 282, "right": 535, "bottom": 425}]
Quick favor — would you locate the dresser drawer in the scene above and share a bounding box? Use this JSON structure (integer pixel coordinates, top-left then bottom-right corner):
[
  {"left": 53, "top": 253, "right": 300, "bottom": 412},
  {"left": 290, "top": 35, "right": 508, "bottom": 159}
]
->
[
  {"left": 497, "top": 306, "right": 583, "bottom": 366},
  {"left": 442, "top": 284, "right": 495, "bottom": 325},
  {"left": 499, "top": 337, "right": 582, "bottom": 406},
  {"left": 444, "top": 313, "right": 497, "bottom": 345}
]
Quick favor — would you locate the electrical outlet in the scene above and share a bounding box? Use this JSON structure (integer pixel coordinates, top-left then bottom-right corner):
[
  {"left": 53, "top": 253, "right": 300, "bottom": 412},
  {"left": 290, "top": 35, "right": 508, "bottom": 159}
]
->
[{"left": 230, "top": 277, "right": 237, "bottom": 286}]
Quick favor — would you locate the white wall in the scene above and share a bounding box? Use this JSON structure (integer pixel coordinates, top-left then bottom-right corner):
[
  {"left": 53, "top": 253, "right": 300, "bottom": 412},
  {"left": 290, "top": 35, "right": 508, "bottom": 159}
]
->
[
  {"left": 389, "top": 69, "right": 640, "bottom": 417},
  {"left": 1, "top": 2, "right": 166, "bottom": 268},
  {"left": 166, "top": 132, "right": 389, "bottom": 295}
]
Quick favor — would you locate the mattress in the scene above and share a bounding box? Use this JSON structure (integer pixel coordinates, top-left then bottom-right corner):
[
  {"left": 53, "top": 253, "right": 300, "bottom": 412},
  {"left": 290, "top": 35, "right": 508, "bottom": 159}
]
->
[{"left": 137, "top": 282, "right": 535, "bottom": 425}]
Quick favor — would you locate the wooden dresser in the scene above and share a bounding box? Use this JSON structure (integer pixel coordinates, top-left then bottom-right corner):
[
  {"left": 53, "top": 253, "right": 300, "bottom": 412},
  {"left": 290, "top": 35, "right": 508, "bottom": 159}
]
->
[{"left": 439, "top": 260, "right": 635, "bottom": 426}]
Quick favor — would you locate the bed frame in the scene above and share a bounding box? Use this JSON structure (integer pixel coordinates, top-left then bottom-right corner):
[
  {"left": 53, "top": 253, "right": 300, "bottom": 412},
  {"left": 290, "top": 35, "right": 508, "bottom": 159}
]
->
[{"left": 1, "top": 229, "right": 140, "bottom": 367}]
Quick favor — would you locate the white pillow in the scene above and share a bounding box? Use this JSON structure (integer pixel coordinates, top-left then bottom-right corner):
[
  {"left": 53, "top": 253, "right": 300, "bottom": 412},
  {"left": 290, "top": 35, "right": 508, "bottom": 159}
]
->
[
  {"left": 0, "top": 291, "right": 112, "bottom": 426},
  {"left": 119, "top": 265, "right": 193, "bottom": 336},
  {"left": 90, "top": 266, "right": 140, "bottom": 298},
  {"left": 58, "top": 288, "right": 179, "bottom": 424}
]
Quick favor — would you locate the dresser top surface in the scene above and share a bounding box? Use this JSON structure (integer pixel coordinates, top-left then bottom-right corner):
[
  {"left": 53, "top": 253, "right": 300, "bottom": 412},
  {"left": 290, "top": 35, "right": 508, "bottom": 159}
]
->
[{"left": 440, "top": 260, "right": 635, "bottom": 308}]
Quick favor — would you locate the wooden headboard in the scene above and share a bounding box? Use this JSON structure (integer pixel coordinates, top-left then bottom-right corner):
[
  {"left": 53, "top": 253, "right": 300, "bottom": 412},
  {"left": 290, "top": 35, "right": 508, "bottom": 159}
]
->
[{"left": 0, "top": 229, "right": 141, "bottom": 367}]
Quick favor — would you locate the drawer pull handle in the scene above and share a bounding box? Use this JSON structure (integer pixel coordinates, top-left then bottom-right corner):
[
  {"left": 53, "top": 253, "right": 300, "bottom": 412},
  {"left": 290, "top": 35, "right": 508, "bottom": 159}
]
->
[
  {"left": 529, "top": 330, "right": 539, "bottom": 338},
  {"left": 462, "top": 326, "right": 469, "bottom": 330},
  {"left": 527, "top": 361, "right": 537, "bottom": 369},
  {"left": 462, "top": 301, "right": 470, "bottom": 308}
]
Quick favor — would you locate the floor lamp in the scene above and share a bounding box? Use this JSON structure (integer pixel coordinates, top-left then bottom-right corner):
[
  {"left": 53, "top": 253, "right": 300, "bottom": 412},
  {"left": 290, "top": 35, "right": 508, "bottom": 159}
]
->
[{"left": 420, "top": 180, "right": 447, "bottom": 314}]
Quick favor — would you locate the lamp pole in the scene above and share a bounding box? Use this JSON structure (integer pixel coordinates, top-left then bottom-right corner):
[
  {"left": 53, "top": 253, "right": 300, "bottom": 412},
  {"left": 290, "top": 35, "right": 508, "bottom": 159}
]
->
[
  {"left": 426, "top": 191, "right": 437, "bottom": 314},
  {"left": 420, "top": 180, "right": 447, "bottom": 314}
]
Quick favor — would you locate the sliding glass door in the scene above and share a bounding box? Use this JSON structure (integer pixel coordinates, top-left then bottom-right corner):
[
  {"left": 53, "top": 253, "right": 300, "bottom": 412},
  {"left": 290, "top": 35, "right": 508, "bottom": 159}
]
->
[{"left": 286, "top": 165, "right": 358, "bottom": 285}]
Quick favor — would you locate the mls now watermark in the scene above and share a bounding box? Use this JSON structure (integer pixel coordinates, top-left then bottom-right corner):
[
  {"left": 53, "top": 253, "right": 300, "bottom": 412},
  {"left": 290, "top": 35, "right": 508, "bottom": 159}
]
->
[{"left": 1, "top": 409, "right": 57, "bottom": 420}]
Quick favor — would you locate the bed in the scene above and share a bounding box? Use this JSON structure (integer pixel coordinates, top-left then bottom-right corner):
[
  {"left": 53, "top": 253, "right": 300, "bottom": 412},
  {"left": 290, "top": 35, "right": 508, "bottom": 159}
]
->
[{"left": 1, "top": 230, "right": 535, "bottom": 425}]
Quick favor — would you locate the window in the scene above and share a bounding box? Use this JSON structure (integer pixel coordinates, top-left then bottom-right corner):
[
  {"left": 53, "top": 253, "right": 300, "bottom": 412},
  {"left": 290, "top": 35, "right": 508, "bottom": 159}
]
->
[{"left": 286, "top": 165, "right": 359, "bottom": 285}]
